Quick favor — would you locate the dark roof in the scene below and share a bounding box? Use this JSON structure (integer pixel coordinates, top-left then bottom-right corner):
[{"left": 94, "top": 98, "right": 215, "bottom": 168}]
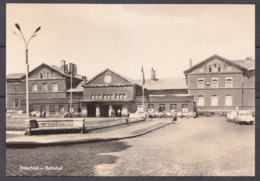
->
[
  {"left": 232, "top": 59, "right": 255, "bottom": 70},
  {"left": 184, "top": 54, "right": 254, "bottom": 75},
  {"left": 135, "top": 78, "right": 187, "bottom": 90},
  {"left": 135, "top": 95, "right": 194, "bottom": 103},
  {"left": 6, "top": 73, "right": 25, "bottom": 79},
  {"left": 7, "top": 63, "right": 83, "bottom": 81},
  {"left": 85, "top": 68, "right": 140, "bottom": 87},
  {"left": 66, "top": 82, "right": 84, "bottom": 92}
]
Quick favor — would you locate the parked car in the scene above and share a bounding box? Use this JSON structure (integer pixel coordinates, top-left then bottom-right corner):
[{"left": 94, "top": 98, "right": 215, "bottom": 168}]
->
[
  {"left": 30, "top": 111, "right": 41, "bottom": 117},
  {"left": 226, "top": 110, "right": 238, "bottom": 122},
  {"left": 63, "top": 112, "right": 72, "bottom": 118},
  {"left": 234, "top": 110, "right": 254, "bottom": 125}
]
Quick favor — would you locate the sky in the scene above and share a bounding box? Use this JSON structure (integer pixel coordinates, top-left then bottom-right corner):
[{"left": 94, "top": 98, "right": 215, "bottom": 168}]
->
[{"left": 6, "top": 4, "right": 255, "bottom": 80}]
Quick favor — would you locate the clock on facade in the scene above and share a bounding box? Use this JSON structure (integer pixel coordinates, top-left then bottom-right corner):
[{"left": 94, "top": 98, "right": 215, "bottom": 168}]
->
[{"left": 104, "top": 75, "right": 112, "bottom": 83}]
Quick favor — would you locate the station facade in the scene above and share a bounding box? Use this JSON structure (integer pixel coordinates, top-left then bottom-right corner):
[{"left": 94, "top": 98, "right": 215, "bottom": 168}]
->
[
  {"left": 6, "top": 60, "right": 84, "bottom": 117},
  {"left": 6, "top": 54, "right": 255, "bottom": 117},
  {"left": 184, "top": 54, "right": 255, "bottom": 113}
]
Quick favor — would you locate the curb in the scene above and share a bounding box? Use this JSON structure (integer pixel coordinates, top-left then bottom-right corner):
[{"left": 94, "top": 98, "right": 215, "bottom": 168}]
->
[{"left": 6, "top": 122, "right": 172, "bottom": 148}]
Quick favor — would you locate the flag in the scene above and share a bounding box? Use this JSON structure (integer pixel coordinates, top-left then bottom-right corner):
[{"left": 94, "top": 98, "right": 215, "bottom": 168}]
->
[{"left": 141, "top": 66, "right": 145, "bottom": 85}]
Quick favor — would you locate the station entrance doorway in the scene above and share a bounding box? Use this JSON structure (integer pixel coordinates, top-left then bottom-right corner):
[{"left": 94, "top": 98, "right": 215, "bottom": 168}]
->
[
  {"left": 87, "top": 105, "right": 96, "bottom": 117},
  {"left": 113, "top": 105, "right": 122, "bottom": 117},
  {"left": 100, "top": 105, "right": 109, "bottom": 117}
]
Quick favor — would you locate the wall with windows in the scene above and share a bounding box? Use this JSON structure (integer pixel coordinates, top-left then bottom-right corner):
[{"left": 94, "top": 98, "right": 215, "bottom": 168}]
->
[
  {"left": 83, "top": 86, "right": 135, "bottom": 101},
  {"left": 190, "top": 88, "right": 243, "bottom": 110},
  {"left": 188, "top": 73, "right": 243, "bottom": 89}
]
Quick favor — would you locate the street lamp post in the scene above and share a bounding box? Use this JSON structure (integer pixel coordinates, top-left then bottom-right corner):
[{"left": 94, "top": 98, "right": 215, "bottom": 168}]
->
[{"left": 13, "top": 23, "right": 41, "bottom": 119}]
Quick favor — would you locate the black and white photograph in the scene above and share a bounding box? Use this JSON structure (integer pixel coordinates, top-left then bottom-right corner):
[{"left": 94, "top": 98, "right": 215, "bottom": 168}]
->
[{"left": 5, "top": 3, "right": 255, "bottom": 176}]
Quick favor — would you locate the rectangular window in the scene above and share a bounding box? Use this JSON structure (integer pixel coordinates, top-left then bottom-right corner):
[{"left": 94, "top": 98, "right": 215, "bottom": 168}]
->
[
  {"left": 197, "top": 78, "right": 204, "bottom": 88},
  {"left": 52, "top": 83, "right": 58, "bottom": 92},
  {"left": 123, "top": 94, "right": 126, "bottom": 99},
  {"left": 198, "top": 95, "right": 204, "bottom": 106},
  {"left": 59, "top": 105, "right": 64, "bottom": 113},
  {"left": 110, "top": 94, "right": 113, "bottom": 99},
  {"left": 119, "top": 94, "right": 122, "bottom": 99},
  {"left": 225, "top": 95, "right": 232, "bottom": 106},
  {"left": 78, "top": 105, "right": 82, "bottom": 112},
  {"left": 115, "top": 94, "right": 119, "bottom": 99},
  {"left": 225, "top": 77, "right": 233, "bottom": 88},
  {"left": 91, "top": 95, "right": 94, "bottom": 100},
  {"left": 49, "top": 105, "right": 55, "bottom": 112},
  {"left": 170, "top": 104, "right": 177, "bottom": 111},
  {"left": 14, "top": 85, "right": 18, "bottom": 93},
  {"left": 211, "top": 95, "right": 218, "bottom": 106},
  {"left": 68, "top": 105, "right": 74, "bottom": 113},
  {"left": 14, "top": 99, "right": 19, "bottom": 107},
  {"left": 42, "top": 83, "right": 47, "bottom": 92},
  {"left": 159, "top": 104, "right": 165, "bottom": 112},
  {"left": 40, "top": 105, "right": 46, "bottom": 112},
  {"left": 104, "top": 94, "right": 107, "bottom": 99},
  {"left": 32, "top": 84, "right": 37, "bottom": 92},
  {"left": 137, "top": 104, "right": 143, "bottom": 112},
  {"left": 218, "top": 65, "right": 222, "bottom": 72},
  {"left": 29, "top": 106, "right": 33, "bottom": 113},
  {"left": 211, "top": 77, "right": 219, "bottom": 88},
  {"left": 98, "top": 94, "right": 101, "bottom": 99},
  {"left": 148, "top": 104, "right": 154, "bottom": 112},
  {"left": 182, "top": 104, "right": 188, "bottom": 112}
]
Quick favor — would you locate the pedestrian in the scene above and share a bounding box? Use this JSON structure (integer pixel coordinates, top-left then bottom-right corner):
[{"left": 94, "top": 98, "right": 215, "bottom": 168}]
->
[
  {"left": 148, "top": 109, "right": 153, "bottom": 121},
  {"left": 172, "top": 111, "right": 177, "bottom": 124},
  {"left": 117, "top": 109, "right": 121, "bottom": 117},
  {"left": 112, "top": 109, "right": 115, "bottom": 117}
]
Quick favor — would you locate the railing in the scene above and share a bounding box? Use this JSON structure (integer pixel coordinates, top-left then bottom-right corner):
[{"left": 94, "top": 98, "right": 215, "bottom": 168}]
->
[{"left": 25, "top": 118, "right": 85, "bottom": 135}]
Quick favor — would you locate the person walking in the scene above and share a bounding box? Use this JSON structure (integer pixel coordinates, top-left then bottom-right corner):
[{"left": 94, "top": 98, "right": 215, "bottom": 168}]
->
[{"left": 172, "top": 110, "right": 177, "bottom": 124}]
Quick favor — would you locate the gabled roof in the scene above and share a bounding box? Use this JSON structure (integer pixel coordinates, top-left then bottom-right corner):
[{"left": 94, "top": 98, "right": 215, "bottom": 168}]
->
[
  {"left": 84, "top": 68, "right": 141, "bottom": 87},
  {"left": 135, "top": 78, "right": 187, "bottom": 90},
  {"left": 183, "top": 54, "right": 252, "bottom": 75},
  {"left": 6, "top": 73, "right": 25, "bottom": 79},
  {"left": 23, "top": 63, "right": 82, "bottom": 81}
]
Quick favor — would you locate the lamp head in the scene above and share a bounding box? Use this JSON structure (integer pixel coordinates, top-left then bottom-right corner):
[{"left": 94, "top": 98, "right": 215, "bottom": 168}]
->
[
  {"left": 35, "top": 26, "right": 41, "bottom": 33},
  {"left": 15, "top": 23, "right": 21, "bottom": 31}
]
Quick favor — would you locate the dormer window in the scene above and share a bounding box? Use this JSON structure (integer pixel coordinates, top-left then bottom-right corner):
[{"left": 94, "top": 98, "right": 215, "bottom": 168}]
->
[
  {"left": 218, "top": 65, "right": 222, "bottom": 72},
  {"left": 40, "top": 73, "right": 43, "bottom": 79},
  {"left": 226, "top": 64, "right": 231, "bottom": 71},
  {"left": 209, "top": 65, "right": 212, "bottom": 72}
]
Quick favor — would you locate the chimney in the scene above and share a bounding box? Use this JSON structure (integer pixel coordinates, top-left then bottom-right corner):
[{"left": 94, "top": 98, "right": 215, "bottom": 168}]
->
[
  {"left": 190, "top": 59, "right": 192, "bottom": 68},
  {"left": 246, "top": 56, "right": 252, "bottom": 60},
  {"left": 74, "top": 65, "right": 77, "bottom": 75},
  {"left": 61, "top": 60, "right": 66, "bottom": 72},
  {"left": 69, "top": 63, "right": 75, "bottom": 74},
  {"left": 82, "top": 76, "right": 87, "bottom": 84},
  {"left": 151, "top": 67, "right": 157, "bottom": 81}
]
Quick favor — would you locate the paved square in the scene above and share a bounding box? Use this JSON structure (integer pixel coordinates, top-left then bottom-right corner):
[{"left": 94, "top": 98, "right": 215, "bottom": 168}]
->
[{"left": 6, "top": 117, "right": 254, "bottom": 176}]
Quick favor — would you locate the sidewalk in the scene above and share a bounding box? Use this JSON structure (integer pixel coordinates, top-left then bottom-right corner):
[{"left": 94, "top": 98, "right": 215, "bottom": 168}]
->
[{"left": 6, "top": 119, "right": 172, "bottom": 148}]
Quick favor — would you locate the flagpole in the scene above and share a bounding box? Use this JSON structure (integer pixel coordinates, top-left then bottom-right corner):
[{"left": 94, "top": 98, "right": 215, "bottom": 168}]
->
[
  {"left": 142, "top": 85, "right": 144, "bottom": 113},
  {"left": 141, "top": 66, "right": 145, "bottom": 113}
]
